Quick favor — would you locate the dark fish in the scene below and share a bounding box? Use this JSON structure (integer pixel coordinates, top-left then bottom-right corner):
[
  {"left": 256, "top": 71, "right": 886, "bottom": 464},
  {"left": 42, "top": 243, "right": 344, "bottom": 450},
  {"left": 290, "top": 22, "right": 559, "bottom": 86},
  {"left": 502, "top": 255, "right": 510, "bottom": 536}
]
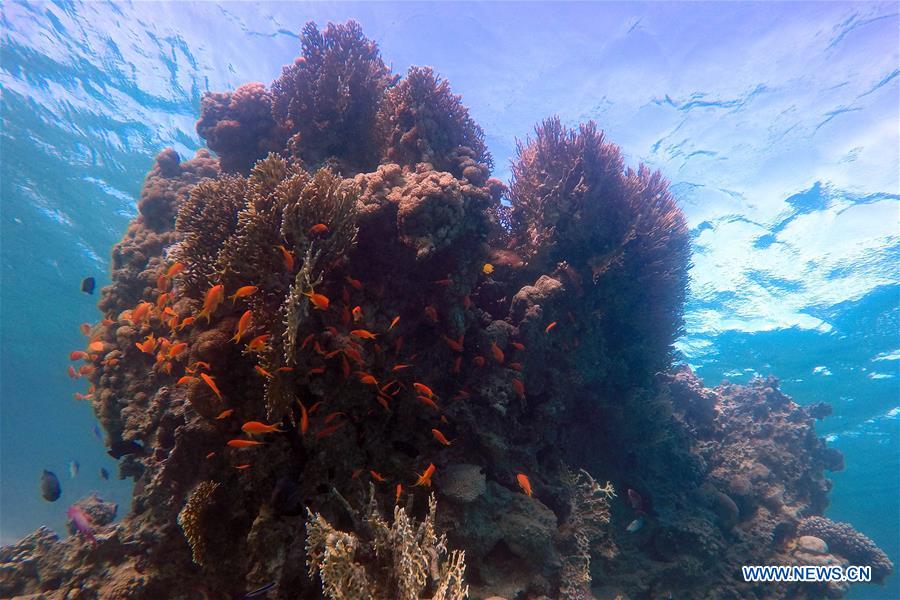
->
[
  {"left": 100, "top": 468, "right": 109, "bottom": 480},
  {"left": 270, "top": 477, "right": 303, "bottom": 516},
  {"left": 92, "top": 425, "right": 103, "bottom": 442},
  {"left": 243, "top": 582, "right": 276, "bottom": 598},
  {"left": 40, "top": 470, "right": 61, "bottom": 502},
  {"left": 81, "top": 277, "right": 96, "bottom": 294},
  {"left": 108, "top": 440, "right": 145, "bottom": 459}
]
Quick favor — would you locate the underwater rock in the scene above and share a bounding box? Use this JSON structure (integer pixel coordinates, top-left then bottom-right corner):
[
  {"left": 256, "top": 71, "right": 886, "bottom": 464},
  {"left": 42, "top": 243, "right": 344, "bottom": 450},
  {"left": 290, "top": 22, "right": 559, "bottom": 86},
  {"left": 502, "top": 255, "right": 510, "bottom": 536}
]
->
[{"left": 438, "top": 463, "right": 487, "bottom": 504}]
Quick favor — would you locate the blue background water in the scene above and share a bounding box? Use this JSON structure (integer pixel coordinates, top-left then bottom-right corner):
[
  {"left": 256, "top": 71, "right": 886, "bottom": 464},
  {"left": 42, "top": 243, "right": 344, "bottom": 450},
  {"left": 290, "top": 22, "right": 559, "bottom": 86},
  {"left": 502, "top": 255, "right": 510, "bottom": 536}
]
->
[{"left": 2, "top": 2, "right": 897, "bottom": 597}]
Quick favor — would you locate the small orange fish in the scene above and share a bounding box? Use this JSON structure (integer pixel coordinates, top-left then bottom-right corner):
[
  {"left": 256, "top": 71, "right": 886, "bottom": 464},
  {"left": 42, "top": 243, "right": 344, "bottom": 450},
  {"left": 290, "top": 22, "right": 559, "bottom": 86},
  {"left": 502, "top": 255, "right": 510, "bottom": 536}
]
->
[
  {"left": 391, "top": 364, "right": 413, "bottom": 372},
  {"left": 376, "top": 395, "right": 391, "bottom": 412},
  {"left": 473, "top": 356, "right": 485, "bottom": 367},
  {"left": 101, "top": 318, "right": 115, "bottom": 326},
  {"left": 254, "top": 365, "right": 273, "bottom": 378},
  {"left": 350, "top": 329, "right": 377, "bottom": 340},
  {"left": 395, "top": 483, "right": 403, "bottom": 503},
  {"left": 168, "top": 342, "right": 188, "bottom": 359},
  {"left": 323, "top": 411, "right": 344, "bottom": 425},
  {"left": 132, "top": 302, "right": 152, "bottom": 324},
  {"left": 87, "top": 340, "right": 105, "bottom": 353},
  {"left": 343, "top": 347, "right": 364, "bottom": 364},
  {"left": 300, "top": 333, "right": 315, "bottom": 350},
  {"left": 512, "top": 378, "right": 525, "bottom": 399},
  {"left": 215, "top": 409, "right": 234, "bottom": 420},
  {"left": 177, "top": 316, "right": 196, "bottom": 330},
  {"left": 545, "top": 321, "right": 557, "bottom": 334},
  {"left": 341, "top": 354, "right": 351, "bottom": 378},
  {"left": 79, "top": 323, "right": 92, "bottom": 336},
  {"left": 351, "top": 306, "right": 363, "bottom": 322},
  {"left": 389, "top": 315, "right": 400, "bottom": 330},
  {"left": 416, "top": 395, "right": 440, "bottom": 411},
  {"left": 516, "top": 473, "right": 533, "bottom": 497},
  {"left": 304, "top": 291, "right": 330, "bottom": 311},
  {"left": 462, "top": 295, "right": 472, "bottom": 310},
  {"left": 315, "top": 421, "right": 346, "bottom": 440},
  {"left": 67, "top": 365, "right": 79, "bottom": 379},
  {"left": 308, "top": 367, "right": 326, "bottom": 375},
  {"left": 298, "top": 401, "right": 309, "bottom": 435},
  {"left": 352, "top": 468, "right": 363, "bottom": 479},
  {"left": 157, "top": 274, "right": 170, "bottom": 292},
  {"left": 414, "top": 463, "right": 436, "bottom": 487},
  {"left": 413, "top": 382, "right": 434, "bottom": 398},
  {"left": 511, "top": 341, "right": 525, "bottom": 351},
  {"left": 155, "top": 293, "right": 170, "bottom": 310},
  {"left": 277, "top": 366, "right": 294, "bottom": 373},
  {"left": 188, "top": 361, "right": 211, "bottom": 373},
  {"left": 442, "top": 335, "right": 464, "bottom": 352},
  {"left": 357, "top": 373, "right": 378, "bottom": 386},
  {"left": 369, "top": 470, "right": 387, "bottom": 482},
  {"left": 231, "top": 310, "right": 252, "bottom": 343},
  {"left": 200, "top": 373, "right": 222, "bottom": 400},
  {"left": 70, "top": 351, "right": 89, "bottom": 361},
  {"left": 424, "top": 305, "right": 438, "bottom": 323},
  {"left": 135, "top": 336, "right": 157, "bottom": 354},
  {"left": 234, "top": 463, "right": 252, "bottom": 470},
  {"left": 345, "top": 276, "right": 363, "bottom": 291},
  {"left": 453, "top": 390, "right": 471, "bottom": 401},
  {"left": 246, "top": 334, "right": 270, "bottom": 352},
  {"left": 276, "top": 245, "right": 295, "bottom": 271},
  {"left": 73, "top": 392, "right": 93, "bottom": 401},
  {"left": 165, "top": 262, "right": 185, "bottom": 278},
  {"left": 452, "top": 356, "right": 462, "bottom": 373},
  {"left": 508, "top": 362, "right": 523, "bottom": 371},
  {"left": 227, "top": 439, "right": 265, "bottom": 448},
  {"left": 308, "top": 223, "right": 328, "bottom": 235},
  {"left": 198, "top": 284, "right": 225, "bottom": 322},
  {"left": 490, "top": 341, "right": 505, "bottom": 364},
  {"left": 242, "top": 421, "right": 283, "bottom": 435},
  {"left": 205, "top": 452, "right": 216, "bottom": 459},
  {"left": 78, "top": 364, "right": 95, "bottom": 376},
  {"left": 433, "top": 278, "right": 452, "bottom": 286},
  {"left": 228, "top": 285, "right": 258, "bottom": 303},
  {"left": 431, "top": 428, "right": 452, "bottom": 446},
  {"left": 177, "top": 375, "right": 197, "bottom": 385},
  {"left": 102, "top": 358, "right": 119, "bottom": 367}
]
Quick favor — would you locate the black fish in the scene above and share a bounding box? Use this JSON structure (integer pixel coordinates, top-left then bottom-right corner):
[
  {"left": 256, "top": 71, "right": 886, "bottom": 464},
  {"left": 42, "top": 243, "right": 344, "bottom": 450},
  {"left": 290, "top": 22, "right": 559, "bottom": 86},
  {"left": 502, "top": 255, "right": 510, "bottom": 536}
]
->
[
  {"left": 242, "top": 582, "right": 276, "bottom": 598},
  {"left": 81, "top": 277, "right": 96, "bottom": 294},
  {"left": 40, "top": 470, "right": 61, "bottom": 502},
  {"left": 108, "top": 440, "right": 145, "bottom": 459},
  {"left": 270, "top": 477, "right": 303, "bottom": 516},
  {"left": 100, "top": 467, "right": 109, "bottom": 480}
]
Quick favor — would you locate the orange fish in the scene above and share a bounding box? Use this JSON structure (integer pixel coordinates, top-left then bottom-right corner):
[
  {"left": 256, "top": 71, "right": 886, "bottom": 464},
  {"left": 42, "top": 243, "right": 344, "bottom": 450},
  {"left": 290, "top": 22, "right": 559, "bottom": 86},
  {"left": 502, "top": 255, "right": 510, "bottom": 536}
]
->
[
  {"left": 351, "top": 306, "right": 363, "bottom": 322},
  {"left": 357, "top": 373, "right": 378, "bottom": 386},
  {"left": 323, "top": 412, "right": 344, "bottom": 425},
  {"left": 73, "top": 392, "right": 92, "bottom": 401},
  {"left": 79, "top": 323, "right": 92, "bottom": 336},
  {"left": 345, "top": 276, "right": 363, "bottom": 291},
  {"left": 276, "top": 245, "right": 294, "bottom": 271},
  {"left": 101, "top": 318, "right": 115, "bottom": 326},
  {"left": 254, "top": 365, "right": 273, "bottom": 378},
  {"left": 234, "top": 463, "right": 252, "bottom": 470},
  {"left": 165, "top": 262, "right": 185, "bottom": 279},
  {"left": 516, "top": 473, "right": 533, "bottom": 497},
  {"left": 417, "top": 395, "right": 440, "bottom": 411},
  {"left": 341, "top": 354, "right": 351, "bottom": 378},
  {"left": 304, "top": 291, "right": 329, "bottom": 311},
  {"left": 227, "top": 439, "right": 265, "bottom": 448},
  {"left": 315, "top": 421, "right": 346, "bottom": 440},
  {"left": 545, "top": 321, "right": 557, "bottom": 334},
  {"left": 242, "top": 421, "right": 284, "bottom": 435},
  {"left": 389, "top": 315, "right": 400, "bottom": 330},
  {"left": 442, "top": 335, "right": 464, "bottom": 352},
  {"left": 188, "top": 361, "right": 212, "bottom": 373},
  {"left": 277, "top": 366, "right": 294, "bottom": 373},
  {"left": 157, "top": 274, "right": 170, "bottom": 292},
  {"left": 391, "top": 364, "right": 413, "bottom": 372},
  {"left": 298, "top": 401, "right": 309, "bottom": 435},
  {"left": 433, "top": 278, "right": 452, "bottom": 286},
  {"left": 231, "top": 310, "right": 253, "bottom": 343},
  {"left": 300, "top": 333, "right": 315, "bottom": 350},
  {"left": 246, "top": 334, "right": 270, "bottom": 352},
  {"left": 452, "top": 356, "right": 462, "bottom": 374},
  {"left": 205, "top": 452, "right": 216, "bottom": 459},
  {"left": 308, "top": 223, "right": 328, "bottom": 235},
  {"left": 70, "top": 351, "right": 89, "bottom": 361},
  {"left": 215, "top": 409, "right": 234, "bottom": 420},
  {"left": 369, "top": 470, "right": 387, "bottom": 482},
  {"left": 155, "top": 293, "right": 171, "bottom": 310},
  {"left": 177, "top": 375, "right": 197, "bottom": 385},
  {"left": 343, "top": 347, "right": 364, "bottom": 365},
  {"left": 198, "top": 284, "right": 225, "bottom": 323},
  {"left": 200, "top": 373, "right": 222, "bottom": 400},
  {"left": 352, "top": 468, "right": 363, "bottom": 479},
  {"left": 308, "top": 367, "right": 326, "bottom": 375},
  {"left": 473, "top": 356, "right": 485, "bottom": 367},
  {"left": 102, "top": 358, "right": 119, "bottom": 367},
  {"left": 177, "top": 316, "right": 196, "bottom": 330},
  {"left": 131, "top": 302, "right": 151, "bottom": 324},
  {"left": 511, "top": 342, "right": 525, "bottom": 351},
  {"left": 135, "top": 335, "right": 157, "bottom": 354},
  {"left": 414, "top": 463, "right": 436, "bottom": 487},
  {"left": 168, "top": 342, "right": 188, "bottom": 359},
  {"left": 228, "top": 285, "right": 258, "bottom": 303},
  {"left": 508, "top": 362, "right": 523, "bottom": 372},
  {"left": 376, "top": 394, "right": 391, "bottom": 412},
  {"left": 431, "top": 428, "right": 452, "bottom": 446},
  {"left": 87, "top": 340, "right": 105, "bottom": 353},
  {"left": 512, "top": 378, "right": 525, "bottom": 399},
  {"left": 490, "top": 341, "right": 505, "bottom": 364},
  {"left": 424, "top": 305, "right": 438, "bottom": 323},
  {"left": 413, "top": 383, "right": 434, "bottom": 398},
  {"left": 78, "top": 364, "right": 95, "bottom": 376},
  {"left": 350, "top": 329, "right": 377, "bottom": 340},
  {"left": 453, "top": 390, "right": 471, "bottom": 401},
  {"left": 395, "top": 483, "right": 403, "bottom": 503}
]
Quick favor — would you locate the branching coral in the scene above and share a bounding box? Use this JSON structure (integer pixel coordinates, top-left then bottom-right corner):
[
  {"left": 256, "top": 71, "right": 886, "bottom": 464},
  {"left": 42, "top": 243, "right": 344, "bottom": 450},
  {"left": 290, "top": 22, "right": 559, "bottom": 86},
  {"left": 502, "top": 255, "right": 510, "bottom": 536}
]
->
[
  {"left": 177, "top": 481, "right": 221, "bottom": 568},
  {"left": 559, "top": 468, "right": 615, "bottom": 600},
  {"left": 271, "top": 21, "right": 396, "bottom": 173},
  {"left": 797, "top": 516, "right": 894, "bottom": 583},
  {"left": 377, "top": 66, "right": 492, "bottom": 183},
  {"left": 306, "top": 492, "right": 467, "bottom": 600}
]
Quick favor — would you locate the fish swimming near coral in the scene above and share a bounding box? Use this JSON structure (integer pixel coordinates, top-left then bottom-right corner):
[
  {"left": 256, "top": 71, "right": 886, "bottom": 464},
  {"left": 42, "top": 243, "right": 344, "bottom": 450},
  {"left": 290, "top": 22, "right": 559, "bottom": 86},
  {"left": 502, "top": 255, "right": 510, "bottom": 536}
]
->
[
  {"left": 69, "top": 460, "right": 79, "bottom": 478},
  {"left": 99, "top": 468, "right": 109, "bottom": 480},
  {"left": 80, "top": 277, "right": 95, "bottom": 294},
  {"left": 626, "top": 516, "right": 645, "bottom": 533},
  {"left": 67, "top": 504, "right": 97, "bottom": 544},
  {"left": 414, "top": 463, "right": 436, "bottom": 487},
  {"left": 107, "top": 440, "right": 145, "bottom": 460},
  {"left": 241, "top": 421, "right": 284, "bottom": 435},
  {"left": 516, "top": 473, "right": 533, "bottom": 497},
  {"left": 40, "top": 470, "right": 61, "bottom": 502},
  {"left": 238, "top": 582, "right": 277, "bottom": 599}
]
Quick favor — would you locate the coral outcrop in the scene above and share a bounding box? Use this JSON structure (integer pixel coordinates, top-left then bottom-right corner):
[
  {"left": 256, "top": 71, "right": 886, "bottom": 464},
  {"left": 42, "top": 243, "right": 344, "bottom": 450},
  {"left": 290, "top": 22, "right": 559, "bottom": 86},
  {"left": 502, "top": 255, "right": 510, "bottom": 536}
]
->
[{"left": 6, "top": 19, "right": 892, "bottom": 600}]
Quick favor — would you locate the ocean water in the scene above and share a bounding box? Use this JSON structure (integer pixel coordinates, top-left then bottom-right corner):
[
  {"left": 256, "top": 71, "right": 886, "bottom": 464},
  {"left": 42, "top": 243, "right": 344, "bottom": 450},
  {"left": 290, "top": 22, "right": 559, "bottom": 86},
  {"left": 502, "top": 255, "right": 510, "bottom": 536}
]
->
[{"left": 1, "top": 1, "right": 897, "bottom": 598}]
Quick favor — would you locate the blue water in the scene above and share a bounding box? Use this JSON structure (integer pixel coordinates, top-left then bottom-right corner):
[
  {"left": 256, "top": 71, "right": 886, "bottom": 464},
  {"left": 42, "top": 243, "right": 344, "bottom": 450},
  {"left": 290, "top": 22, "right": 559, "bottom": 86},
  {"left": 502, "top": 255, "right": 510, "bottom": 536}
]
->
[{"left": 2, "top": 2, "right": 897, "bottom": 597}]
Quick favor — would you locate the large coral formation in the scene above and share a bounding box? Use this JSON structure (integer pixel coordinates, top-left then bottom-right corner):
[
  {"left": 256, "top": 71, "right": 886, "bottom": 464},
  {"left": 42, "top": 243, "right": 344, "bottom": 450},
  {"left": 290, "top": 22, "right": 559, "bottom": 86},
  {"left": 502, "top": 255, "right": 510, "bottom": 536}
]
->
[{"left": 6, "top": 18, "right": 892, "bottom": 600}]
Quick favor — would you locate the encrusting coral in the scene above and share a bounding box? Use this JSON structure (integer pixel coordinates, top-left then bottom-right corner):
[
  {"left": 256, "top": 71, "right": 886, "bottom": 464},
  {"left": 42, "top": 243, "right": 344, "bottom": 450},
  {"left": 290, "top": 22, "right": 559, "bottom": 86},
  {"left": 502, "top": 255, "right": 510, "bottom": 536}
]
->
[{"left": 6, "top": 18, "right": 892, "bottom": 600}]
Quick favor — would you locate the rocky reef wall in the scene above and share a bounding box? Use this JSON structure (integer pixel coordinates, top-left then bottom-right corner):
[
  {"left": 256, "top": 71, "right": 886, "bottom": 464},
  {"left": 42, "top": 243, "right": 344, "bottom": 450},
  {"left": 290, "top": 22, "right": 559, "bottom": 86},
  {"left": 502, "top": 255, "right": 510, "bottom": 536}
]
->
[{"left": 1, "top": 20, "right": 891, "bottom": 600}]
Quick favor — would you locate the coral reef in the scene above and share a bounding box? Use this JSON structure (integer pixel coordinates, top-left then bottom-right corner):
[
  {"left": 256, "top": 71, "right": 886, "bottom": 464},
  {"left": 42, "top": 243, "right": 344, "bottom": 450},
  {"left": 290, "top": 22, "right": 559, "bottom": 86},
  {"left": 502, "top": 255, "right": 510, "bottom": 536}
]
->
[{"left": 6, "top": 19, "right": 892, "bottom": 600}]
